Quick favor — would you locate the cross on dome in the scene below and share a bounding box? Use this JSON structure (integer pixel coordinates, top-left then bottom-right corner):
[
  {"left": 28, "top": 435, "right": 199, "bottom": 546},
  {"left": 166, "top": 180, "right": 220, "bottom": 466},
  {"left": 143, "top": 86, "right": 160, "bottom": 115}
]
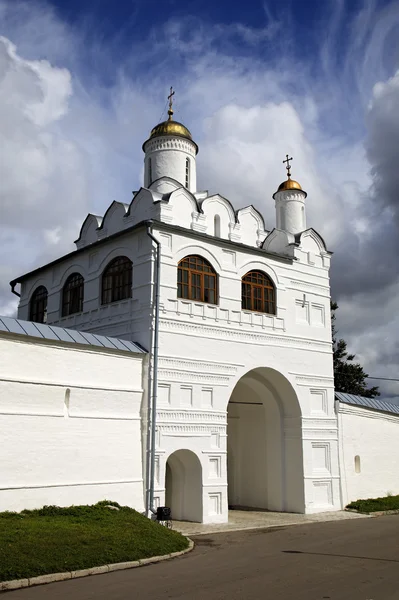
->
[
  {"left": 283, "top": 154, "right": 293, "bottom": 178},
  {"left": 167, "top": 86, "right": 175, "bottom": 120}
]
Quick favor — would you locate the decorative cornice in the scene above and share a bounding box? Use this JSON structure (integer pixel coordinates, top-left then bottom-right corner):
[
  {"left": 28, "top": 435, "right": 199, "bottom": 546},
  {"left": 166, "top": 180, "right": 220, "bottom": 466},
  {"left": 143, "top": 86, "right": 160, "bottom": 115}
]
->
[
  {"left": 160, "top": 318, "right": 332, "bottom": 352},
  {"left": 158, "top": 356, "right": 240, "bottom": 374}
]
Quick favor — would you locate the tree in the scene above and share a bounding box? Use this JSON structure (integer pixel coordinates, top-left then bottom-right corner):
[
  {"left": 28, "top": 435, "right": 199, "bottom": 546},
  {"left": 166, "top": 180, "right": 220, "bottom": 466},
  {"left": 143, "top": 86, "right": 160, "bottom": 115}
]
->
[{"left": 331, "top": 301, "right": 380, "bottom": 398}]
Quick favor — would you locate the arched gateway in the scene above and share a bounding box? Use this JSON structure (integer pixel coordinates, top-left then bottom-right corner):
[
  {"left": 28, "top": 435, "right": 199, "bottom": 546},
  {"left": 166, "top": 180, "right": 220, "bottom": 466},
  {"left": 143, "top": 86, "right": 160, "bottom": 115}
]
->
[
  {"left": 165, "top": 449, "right": 203, "bottom": 522},
  {"left": 227, "top": 367, "right": 304, "bottom": 513}
]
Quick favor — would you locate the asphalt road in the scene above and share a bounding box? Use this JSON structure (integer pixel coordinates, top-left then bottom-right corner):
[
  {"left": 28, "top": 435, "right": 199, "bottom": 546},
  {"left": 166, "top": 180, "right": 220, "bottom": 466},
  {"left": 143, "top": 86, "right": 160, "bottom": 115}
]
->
[{"left": 7, "top": 515, "right": 399, "bottom": 600}]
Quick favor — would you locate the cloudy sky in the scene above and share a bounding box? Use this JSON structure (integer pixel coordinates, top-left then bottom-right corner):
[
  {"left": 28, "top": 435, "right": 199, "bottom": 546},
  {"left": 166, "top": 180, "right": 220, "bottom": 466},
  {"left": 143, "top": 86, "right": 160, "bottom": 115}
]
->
[{"left": 1, "top": 0, "right": 399, "bottom": 401}]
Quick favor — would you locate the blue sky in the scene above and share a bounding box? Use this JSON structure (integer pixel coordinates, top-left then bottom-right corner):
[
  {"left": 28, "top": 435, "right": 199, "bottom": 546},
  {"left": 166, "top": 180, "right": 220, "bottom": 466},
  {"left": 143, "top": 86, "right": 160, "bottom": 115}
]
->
[{"left": 1, "top": 0, "right": 399, "bottom": 399}]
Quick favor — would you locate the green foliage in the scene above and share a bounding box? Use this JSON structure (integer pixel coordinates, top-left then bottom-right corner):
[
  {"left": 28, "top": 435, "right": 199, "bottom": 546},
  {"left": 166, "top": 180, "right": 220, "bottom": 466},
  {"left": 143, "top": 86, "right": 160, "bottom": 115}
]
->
[
  {"left": 331, "top": 301, "right": 380, "bottom": 398},
  {"left": 0, "top": 501, "right": 188, "bottom": 582},
  {"left": 346, "top": 494, "right": 399, "bottom": 513}
]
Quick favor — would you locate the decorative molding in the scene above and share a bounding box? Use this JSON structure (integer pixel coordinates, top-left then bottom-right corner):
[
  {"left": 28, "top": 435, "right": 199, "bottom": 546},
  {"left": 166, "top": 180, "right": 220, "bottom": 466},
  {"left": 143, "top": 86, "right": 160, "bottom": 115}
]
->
[
  {"left": 160, "top": 318, "right": 332, "bottom": 352},
  {"left": 302, "top": 418, "right": 337, "bottom": 429},
  {"left": 157, "top": 410, "right": 226, "bottom": 423},
  {"left": 159, "top": 424, "right": 226, "bottom": 435},
  {"left": 292, "top": 374, "right": 334, "bottom": 386},
  {"left": 158, "top": 356, "right": 240, "bottom": 375},
  {"left": 159, "top": 370, "right": 230, "bottom": 385},
  {"left": 337, "top": 403, "right": 399, "bottom": 423}
]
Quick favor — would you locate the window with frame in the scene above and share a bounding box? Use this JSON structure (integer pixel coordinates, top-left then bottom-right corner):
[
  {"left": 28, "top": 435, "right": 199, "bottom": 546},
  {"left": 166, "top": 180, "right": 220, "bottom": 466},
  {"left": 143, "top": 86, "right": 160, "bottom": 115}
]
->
[
  {"left": 29, "top": 286, "right": 48, "bottom": 323},
  {"left": 62, "top": 273, "right": 84, "bottom": 317},
  {"left": 185, "top": 157, "right": 190, "bottom": 188},
  {"left": 101, "top": 256, "right": 133, "bottom": 305},
  {"left": 178, "top": 255, "right": 217, "bottom": 304},
  {"left": 241, "top": 270, "right": 276, "bottom": 315},
  {"left": 148, "top": 158, "right": 152, "bottom": 186}
]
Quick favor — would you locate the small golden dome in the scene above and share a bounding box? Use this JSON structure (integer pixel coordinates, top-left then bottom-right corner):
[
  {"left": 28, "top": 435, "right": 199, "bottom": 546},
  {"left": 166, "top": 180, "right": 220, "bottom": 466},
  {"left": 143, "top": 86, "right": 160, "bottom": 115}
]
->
[
  {"left": 273, "top": 178, "right": 307, "bottom": 198},
  {"left": 277, "top": 178, "right": 303, "bottom": 192},
  {"left": 149, "top": 119, "right": 193, "bottom": 141},
  {"left": 273, "top": 154, "right": 307, "bottom": 197}
]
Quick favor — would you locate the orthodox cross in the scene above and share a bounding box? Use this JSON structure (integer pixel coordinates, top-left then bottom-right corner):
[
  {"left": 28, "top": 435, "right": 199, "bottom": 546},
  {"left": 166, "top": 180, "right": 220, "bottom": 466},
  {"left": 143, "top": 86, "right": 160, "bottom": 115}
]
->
[
  {"left": 283, "top": 154, "right": 293, "bottom": 178},
  {"left": 167, "top": 86, "right": 175, "bottom": 119}
]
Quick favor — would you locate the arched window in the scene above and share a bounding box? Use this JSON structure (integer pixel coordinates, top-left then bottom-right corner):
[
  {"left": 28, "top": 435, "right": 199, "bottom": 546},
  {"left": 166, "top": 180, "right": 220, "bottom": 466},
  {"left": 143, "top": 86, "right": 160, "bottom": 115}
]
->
[
  {"left": 185, "top": 157, "right": 190, "bottom": 188},
  {"left": 241, "top": 271, "right": 276, "bottom": 314},
  {"left": 148, "top": 158, "right": 152, "bottom": 186},
  {"left": 214, "top": 214, "right": 221, "bottom": 237},
  {"left": 62, "top": 273, "right": 84, "bottom": 317},
  {"left": 29, "top": 286, "right": 48, "bottom": 323},
  {"left": 101, "top": 256, "right": 132, "bottom": 304},
  {"left": 178, "top": 255, "right": 217, "bottom": 304}
]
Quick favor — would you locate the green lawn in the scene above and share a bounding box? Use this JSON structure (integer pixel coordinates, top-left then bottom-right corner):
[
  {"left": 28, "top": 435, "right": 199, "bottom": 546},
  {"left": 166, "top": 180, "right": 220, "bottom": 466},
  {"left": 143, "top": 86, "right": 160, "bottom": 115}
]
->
[
  {"left": 0, "top": 501, "right": 189, "bottom": 582},
  {"left": 346, "top": 494, "right": 399, "bottom": 513}
]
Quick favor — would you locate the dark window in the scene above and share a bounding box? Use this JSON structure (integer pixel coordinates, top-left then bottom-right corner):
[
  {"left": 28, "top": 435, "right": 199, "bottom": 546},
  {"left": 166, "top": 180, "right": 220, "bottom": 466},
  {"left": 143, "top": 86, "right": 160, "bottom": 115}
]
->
[
  {"left": 177, "top": 255, "right": 217, "bottom": 304},
  {"left": 29, "top": 286, "right": 48, "bottom": 323},
  {"left": 101, "top": 256, "right": 132, "bottom": 304},
  {"left": 185, "top": 157, "right": 190, "bottom": 188},
  {"left": 62, "top": 273, "right": 84, "bottom": 316},
  {"left": 241, "top": 271, "right": 276, "bottom": 315},
  {"left": 148, "top": 158, "right": 152, "bottom": 186}
]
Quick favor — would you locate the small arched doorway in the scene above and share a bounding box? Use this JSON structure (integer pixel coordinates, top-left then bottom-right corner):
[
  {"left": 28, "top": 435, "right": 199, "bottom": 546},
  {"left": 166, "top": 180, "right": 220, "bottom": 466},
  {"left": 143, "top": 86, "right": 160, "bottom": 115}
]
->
[
  {"left": 165, "top": 450, "right": 203, "bottom": 522},
  {"left": 227, "top": 367, "right": 304, "bottom": 513}
]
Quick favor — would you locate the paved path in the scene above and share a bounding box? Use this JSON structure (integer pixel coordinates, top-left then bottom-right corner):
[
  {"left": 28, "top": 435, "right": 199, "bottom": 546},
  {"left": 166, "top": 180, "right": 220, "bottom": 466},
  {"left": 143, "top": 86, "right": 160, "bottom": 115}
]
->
[
  {"left": 174, "top": 508, "right": 368, "bottom": 535},
  {"left": 7, "top": 515, "right": 399, "bottom": 600}
]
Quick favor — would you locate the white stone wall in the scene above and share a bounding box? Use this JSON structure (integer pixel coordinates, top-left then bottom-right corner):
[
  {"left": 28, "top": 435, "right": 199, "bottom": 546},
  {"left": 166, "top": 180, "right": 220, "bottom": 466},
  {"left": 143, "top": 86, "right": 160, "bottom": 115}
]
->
[
  {"left": 0, "top": 333, "right": 146, "bottom": 513},
  {"left": 337, "top": 402, "right": 399, "bottom": 506}
]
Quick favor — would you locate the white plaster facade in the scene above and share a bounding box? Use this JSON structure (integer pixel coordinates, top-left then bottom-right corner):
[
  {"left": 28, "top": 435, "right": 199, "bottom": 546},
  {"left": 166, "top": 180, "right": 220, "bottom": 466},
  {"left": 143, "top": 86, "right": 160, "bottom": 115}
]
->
[
  {"left": 0, "top": 330, "right": 146, "bottom": 513},
  {"left": 3, "top": 110, "right": 398, "bottom": 522},
  {"left": 337, "top": 401, "right": 399, "bottom": 506}
]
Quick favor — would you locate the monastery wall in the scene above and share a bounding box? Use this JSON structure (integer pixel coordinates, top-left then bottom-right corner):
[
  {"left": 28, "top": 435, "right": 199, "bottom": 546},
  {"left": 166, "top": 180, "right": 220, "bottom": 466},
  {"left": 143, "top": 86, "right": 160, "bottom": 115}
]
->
[
  {"left": 0, "top": 332, "right": 146, "bottom": 513},
  {"left": 337, "top": 402, "right": 399, "bottom": 506}
]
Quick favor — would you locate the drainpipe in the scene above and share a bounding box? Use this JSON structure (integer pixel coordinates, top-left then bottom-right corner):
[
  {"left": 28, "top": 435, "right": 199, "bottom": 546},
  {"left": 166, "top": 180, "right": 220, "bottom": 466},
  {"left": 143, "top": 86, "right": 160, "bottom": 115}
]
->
[
  {"left": 145, "top": 221, "right": 161, "bottom": 516},
  {"left": 10, "top": 282, "right": 21, "bottom": 298}
]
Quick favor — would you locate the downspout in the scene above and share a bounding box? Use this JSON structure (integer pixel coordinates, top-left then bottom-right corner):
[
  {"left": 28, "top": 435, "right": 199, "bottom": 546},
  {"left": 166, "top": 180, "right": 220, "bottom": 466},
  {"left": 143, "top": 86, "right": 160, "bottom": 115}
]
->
[
  {"left": 10, "top": 282, "right": 21, "bottom": 298},
  {"left": 145, "top": 221, "right": 161, "bottom": 515}
]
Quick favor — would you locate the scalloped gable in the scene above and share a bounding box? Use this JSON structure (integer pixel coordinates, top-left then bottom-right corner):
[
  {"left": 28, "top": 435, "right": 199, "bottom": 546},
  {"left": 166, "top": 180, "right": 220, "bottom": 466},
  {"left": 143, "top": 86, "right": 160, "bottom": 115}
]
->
[
  {"left": 166, "top": 186, "right": 200, "bottom": 227},
  {"left": 237, "top": 205, "right": 267, "bottom": 247},
  {"left": 295, "top": 228, "right": 328, "bottom": 254},
  {"left": 262, "top": 228, "right": 296, "bottom": 256},
  {"left": 294, "top": 228, "right": 330, "bottom": 268},
  {"left": 127, "top": 188, "right": 160, "bottom": 224},
  {"left": 149, "top": 176, "right": 182, "bottom": 195},
  {"left": 200, "top": 194, "right": 236, "bottom": 238},
  {"left": 99, "top": 201, "right": 129, "bottom": 236},
  {"left": 75, "top": 214, "right": 103, "bottom": 249}
]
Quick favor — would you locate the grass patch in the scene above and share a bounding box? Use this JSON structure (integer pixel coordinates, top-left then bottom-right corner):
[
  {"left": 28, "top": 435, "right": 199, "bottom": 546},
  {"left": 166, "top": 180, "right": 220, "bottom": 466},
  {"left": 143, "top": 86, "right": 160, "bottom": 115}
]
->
[
  {"left": 346, "top": 494, "right": 399, "bottom": 513},
  {"left": 0, "top": 501, "right": 189, "bottom": 582}
]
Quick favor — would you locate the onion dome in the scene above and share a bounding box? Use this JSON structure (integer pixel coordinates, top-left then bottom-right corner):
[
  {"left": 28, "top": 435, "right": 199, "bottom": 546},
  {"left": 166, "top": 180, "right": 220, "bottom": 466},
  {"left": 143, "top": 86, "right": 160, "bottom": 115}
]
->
[{"left": 273, "top": 154, "right": 307, "bottom": 198}]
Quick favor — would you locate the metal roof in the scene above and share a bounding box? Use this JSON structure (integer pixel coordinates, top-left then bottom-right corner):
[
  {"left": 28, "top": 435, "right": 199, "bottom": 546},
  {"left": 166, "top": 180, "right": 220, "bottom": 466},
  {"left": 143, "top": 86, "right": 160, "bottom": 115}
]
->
[
  {"left": 0, "top": 316, "right": 145, "bottom": 354},
  {"left": 335, "top": 391, "right": 399, "bottom": 416}
]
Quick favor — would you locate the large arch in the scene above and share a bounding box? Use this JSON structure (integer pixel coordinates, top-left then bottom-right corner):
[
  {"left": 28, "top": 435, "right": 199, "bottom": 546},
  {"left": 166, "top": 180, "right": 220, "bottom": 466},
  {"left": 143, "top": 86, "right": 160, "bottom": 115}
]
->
[
  {"left": 165, "top": 449, "right": 203, "bottom": 522},
  {"left": 227, "top": 367, "right": 304, "bottom": 514}
]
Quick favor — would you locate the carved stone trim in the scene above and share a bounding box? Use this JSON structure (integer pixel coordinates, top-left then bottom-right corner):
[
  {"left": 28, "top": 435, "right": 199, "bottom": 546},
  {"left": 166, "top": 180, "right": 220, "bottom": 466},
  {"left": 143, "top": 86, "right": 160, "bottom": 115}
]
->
[
  {"left": 160, "top": 318, "right": 331, "bottom": 351},
  {"left": 157, "top": 410, "right": 226, "bottom": 423},
  {"left": 158, "top": 356, "right": 240, "bottom": 374}
]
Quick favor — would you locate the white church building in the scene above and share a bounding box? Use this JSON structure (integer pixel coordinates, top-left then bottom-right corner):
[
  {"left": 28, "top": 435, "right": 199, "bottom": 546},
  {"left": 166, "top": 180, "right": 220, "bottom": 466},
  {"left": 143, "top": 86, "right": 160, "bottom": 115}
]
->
[{"left": 1, "top": 96, "right": 398, "bottom": 523}]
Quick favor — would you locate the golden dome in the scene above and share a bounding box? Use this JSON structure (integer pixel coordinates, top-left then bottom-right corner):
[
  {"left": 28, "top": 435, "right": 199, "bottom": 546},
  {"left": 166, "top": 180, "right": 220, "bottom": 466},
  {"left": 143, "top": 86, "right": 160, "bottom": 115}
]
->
[
  {"left": 278, "top": 178, "right": 302, "bottom": 192},
  {"left": 143, "top": 115, "right": 198, "bottom": 154},
  {"left": 273, "top": 177, "right": 307, "bottom": 198},
  {"left": 273, "top": 154, "right": 307, "bottom": 197},
  {"left": 143, "top": 88, "right": 198, "bottom": 153},
  {"left": 149, "top": 119, "right": 193, "bottom": 141}
]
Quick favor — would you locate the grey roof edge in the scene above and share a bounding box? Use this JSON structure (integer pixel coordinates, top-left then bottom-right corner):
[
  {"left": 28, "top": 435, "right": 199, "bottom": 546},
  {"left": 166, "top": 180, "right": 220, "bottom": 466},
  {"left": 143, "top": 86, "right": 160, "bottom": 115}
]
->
[
  {"left": 335, "top": 391, "right": 399, "bottom": 416},
  {"left": 0, "top": 316, "right": 146, "bottom": 355}
]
